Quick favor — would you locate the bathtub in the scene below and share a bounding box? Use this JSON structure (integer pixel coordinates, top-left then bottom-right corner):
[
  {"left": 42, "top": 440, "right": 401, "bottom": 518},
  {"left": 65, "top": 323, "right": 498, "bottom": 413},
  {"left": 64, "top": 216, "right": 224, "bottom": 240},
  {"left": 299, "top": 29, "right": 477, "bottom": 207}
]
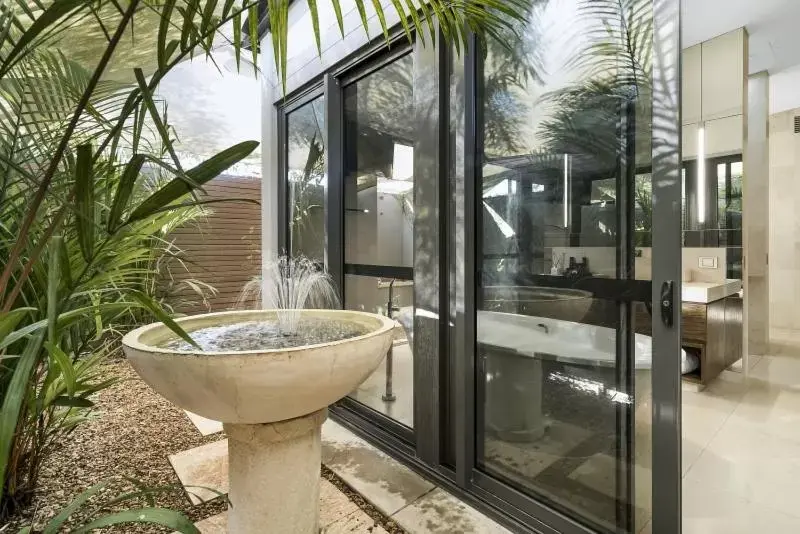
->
[{"left": 478, "top": 310, "right": 693, "bottom": 442}]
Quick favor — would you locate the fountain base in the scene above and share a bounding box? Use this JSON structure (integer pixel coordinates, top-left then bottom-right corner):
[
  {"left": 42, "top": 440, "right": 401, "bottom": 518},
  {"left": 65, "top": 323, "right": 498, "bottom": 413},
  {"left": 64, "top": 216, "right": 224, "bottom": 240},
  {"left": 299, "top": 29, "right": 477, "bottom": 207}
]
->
[{"left": 224, "top": 409, "right": 328, "bottom": 533}]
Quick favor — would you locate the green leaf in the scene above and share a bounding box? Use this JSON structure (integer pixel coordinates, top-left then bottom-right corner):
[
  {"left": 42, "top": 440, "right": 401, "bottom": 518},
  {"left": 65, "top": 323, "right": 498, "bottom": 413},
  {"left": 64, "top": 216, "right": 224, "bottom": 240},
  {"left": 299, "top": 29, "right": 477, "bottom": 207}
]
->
[
  {"left": 307, "top": 0, "right": 322, "bottom": 56},
  {"left": 108, "top": 154, "right": 145, "bottom": 231},
  {"left": 200, "top": 0, "right": 219, "bottom": 35},
  {"left": 133, "top": 68, "right": 183, "bottom": 175},
  {"left": 44, "top": 342, "right": 77, "bottom": 396},
  {"left": 330, "top": 0, "right": 345, "bottom": 37},
  {"left": 57, "top": 236, "right": 72, "bottom": 289},
  {"left": 248, "top": 3, "right": 259, "bottom": 75},
  {"left": 157, "top": 0, "right": 177, "bottom": 70},
  {"left": 354, "top": 0, "right": 369, "bottom": 40},
  {"left": 42, "top": 481, "right": 108, "bottom": 534},
  {"left": 0, "top": 332, "right": 46, "bottom": 505},
  {"left": 128, "top": 290, "right": 199, "bottom": 349},
  {"left": 71, "top": 508, "right": 199, "bottom": 534},
  {"left": 128, "top": 140, "right": 258, "bottom": 223},
  {"left": 74, "top": 145, "right": 94, "bottom": 263},
  {"left": 388, "top": 0, "right": 413, "bottom": 45},
  {"left": 401, "top": 0, "right": 425, "bottom": 46},
  {"left": 51, "top": 396, "right": 94, "bottom": 408},
  {"left": 370, "top": 0, "right": 389, "bottom": 42},
  {"left": 46, "top": 236, "right": 62, "bottom": 345},
  {"left": 180, "top": 0, "right": 200, "bottom": 52},
  {"left": 0, "top": 308, "right": 36, "bottom": 346},
  {"left": 233, "top": 12, "right": 241, "bottom": 69}
]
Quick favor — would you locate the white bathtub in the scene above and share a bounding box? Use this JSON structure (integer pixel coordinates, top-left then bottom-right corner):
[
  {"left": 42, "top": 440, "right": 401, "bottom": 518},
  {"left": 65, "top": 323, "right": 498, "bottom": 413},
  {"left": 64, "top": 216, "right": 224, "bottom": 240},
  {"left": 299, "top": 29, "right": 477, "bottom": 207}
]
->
[{"left": 476, "top": 310, "right": 692, "bottom": 442}]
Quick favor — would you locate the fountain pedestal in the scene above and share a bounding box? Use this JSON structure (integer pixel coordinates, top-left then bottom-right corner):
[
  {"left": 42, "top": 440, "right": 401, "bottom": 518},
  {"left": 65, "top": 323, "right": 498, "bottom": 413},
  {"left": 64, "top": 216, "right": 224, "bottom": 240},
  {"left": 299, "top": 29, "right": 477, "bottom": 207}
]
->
[{"left": 224, "top": 409, "right": 328, "bottom": 534}]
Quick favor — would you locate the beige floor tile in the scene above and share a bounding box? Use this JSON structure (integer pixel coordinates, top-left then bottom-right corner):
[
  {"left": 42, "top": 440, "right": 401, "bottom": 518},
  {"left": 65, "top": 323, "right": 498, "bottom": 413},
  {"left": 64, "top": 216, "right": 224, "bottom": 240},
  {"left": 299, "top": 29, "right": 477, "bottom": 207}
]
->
[
  {"left": 681, "top": 388, "right": 740, "bottom": 475},
  {"left": 349, "top": 343, "right": 413, "bottom": 428},
  {"left": 184, "top": 411, "right": 224, "bottom": 436},
  {"left": 749, "top": 352, "right": 800, "bottom": 388},
  {"left": 322, "top": 420, "right": 434, "bottom": 516},
  {"left": 727, "top": 379, "right": 800, "bottom": 444},
  {"left": 683, "top": 477, "right": 800, "bottom": 534},
  {"left": 169, "top": 439, "right": 228, "bottom": 504},
  {"left": 684, "top": 417, "right": 800, "bottom": 519},
  {"left": 392, "top": 488, "right": 510, "bottom": 534}
]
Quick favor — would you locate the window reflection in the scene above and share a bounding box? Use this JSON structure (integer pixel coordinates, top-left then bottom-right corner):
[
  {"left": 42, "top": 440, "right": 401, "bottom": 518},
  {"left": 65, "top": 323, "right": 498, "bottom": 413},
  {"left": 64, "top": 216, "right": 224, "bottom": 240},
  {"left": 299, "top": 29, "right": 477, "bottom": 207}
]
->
[
  {"left": 287, "top": 97, "right": 326, "bottom": 262},
  {"left": 342, "top": 52, "right": 416, "bottom": 429},
  {"left": 475, "top": 0, "right": 653, "bottom": 531}
]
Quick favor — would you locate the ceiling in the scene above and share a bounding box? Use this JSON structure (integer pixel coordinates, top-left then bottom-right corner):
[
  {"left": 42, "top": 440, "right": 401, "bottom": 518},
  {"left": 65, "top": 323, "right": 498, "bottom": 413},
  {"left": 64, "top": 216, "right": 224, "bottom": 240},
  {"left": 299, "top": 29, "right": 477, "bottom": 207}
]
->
[{"left": 682, "top": 0, "right": 800, "bottom": 74}]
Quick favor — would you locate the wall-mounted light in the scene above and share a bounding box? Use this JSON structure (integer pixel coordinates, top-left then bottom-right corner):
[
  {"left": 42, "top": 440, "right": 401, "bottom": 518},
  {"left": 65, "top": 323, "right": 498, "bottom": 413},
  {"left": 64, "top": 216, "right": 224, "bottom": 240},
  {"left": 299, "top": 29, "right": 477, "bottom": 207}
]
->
[
  {"left": 697, "top": 124, "right": 706, "bottom": 224},
  {"left": 563, "top": 154, "right": 570, "bottom": 228}
]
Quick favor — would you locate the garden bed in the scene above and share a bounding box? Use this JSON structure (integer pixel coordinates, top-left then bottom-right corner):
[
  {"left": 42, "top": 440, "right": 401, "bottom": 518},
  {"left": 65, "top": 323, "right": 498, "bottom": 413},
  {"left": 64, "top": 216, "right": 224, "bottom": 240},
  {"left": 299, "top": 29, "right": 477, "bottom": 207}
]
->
[{"left": 3, "top": 359, "right": 402, "bottom": 533}]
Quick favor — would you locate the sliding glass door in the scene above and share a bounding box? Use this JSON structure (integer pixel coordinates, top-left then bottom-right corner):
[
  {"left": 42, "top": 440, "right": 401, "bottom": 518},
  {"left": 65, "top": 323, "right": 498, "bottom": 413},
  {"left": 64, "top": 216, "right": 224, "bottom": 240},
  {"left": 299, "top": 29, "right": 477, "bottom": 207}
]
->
[
  {"left": 276, "top": 0, "right": 681, "bottom": 529},
  {"left": 456, "top": 0, "right": 681, "bottom": 532}
]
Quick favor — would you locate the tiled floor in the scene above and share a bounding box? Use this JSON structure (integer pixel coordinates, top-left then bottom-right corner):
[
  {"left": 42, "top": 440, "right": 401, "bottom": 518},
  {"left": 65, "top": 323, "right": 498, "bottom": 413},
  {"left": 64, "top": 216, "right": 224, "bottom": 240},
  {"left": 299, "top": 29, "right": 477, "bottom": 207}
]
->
[{"left": 682, "top": 328, "right": 800, "bottom": 533}]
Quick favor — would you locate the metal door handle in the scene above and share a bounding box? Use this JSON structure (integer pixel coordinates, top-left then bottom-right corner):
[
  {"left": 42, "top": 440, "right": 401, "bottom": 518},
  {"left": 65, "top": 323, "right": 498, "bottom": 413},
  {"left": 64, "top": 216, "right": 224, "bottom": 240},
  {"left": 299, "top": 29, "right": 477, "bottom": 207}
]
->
[{"left": 660, "top": 280, "right": 674, "bottom": 327}]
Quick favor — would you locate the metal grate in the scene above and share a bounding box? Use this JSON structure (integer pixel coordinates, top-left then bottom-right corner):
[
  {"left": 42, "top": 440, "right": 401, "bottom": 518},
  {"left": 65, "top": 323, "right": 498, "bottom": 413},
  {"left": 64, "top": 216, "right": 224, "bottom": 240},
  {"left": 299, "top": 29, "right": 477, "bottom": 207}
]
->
[{"left": 794, "top": 115, "right": 800, "bottom": 133}]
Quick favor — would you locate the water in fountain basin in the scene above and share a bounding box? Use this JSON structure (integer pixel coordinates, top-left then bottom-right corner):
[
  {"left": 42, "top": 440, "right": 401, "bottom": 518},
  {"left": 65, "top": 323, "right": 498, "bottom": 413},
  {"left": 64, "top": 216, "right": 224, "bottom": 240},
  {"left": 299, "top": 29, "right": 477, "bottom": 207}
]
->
[{"left": 162, "top": 316, "right": 369, "bottom": 351}]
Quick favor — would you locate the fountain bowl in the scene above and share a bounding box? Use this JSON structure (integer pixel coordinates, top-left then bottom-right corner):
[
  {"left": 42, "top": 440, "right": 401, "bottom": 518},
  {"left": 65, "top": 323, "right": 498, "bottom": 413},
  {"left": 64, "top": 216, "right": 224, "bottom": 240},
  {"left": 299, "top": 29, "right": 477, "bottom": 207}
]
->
[{"left": 122, "top": 309, "right": 395, "bottom": 424}]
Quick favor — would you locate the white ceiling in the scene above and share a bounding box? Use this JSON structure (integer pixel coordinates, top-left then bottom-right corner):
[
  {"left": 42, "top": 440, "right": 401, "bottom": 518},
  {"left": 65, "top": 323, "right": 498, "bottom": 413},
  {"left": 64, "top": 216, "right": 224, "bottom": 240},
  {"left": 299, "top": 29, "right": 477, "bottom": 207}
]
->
[{"left": 682, "top": 0, "right": 800, "bottom": 74}]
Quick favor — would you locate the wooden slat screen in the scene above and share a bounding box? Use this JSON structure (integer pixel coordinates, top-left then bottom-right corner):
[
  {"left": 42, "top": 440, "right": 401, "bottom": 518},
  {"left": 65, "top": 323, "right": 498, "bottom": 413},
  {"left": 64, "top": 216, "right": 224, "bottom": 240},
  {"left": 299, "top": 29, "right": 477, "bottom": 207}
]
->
[{"left": 161, "top": 175, "right": 261, "bottom": 315}]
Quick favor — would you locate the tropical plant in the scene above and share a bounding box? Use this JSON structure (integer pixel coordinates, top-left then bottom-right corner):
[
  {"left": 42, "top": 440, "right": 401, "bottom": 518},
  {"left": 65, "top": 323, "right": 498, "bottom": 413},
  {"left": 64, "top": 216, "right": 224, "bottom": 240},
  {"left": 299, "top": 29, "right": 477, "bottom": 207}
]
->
[
  {"left": 0, "top": 0, "right": 529, "bottom": 525},
  {"left": 15, "top": 477, "right": 227, "bottom": 533}
]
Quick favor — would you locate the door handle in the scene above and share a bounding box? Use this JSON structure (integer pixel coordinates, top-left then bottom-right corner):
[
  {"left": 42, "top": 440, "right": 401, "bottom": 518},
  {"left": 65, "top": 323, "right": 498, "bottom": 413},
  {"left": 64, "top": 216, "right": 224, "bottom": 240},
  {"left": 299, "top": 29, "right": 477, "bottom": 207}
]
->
[{"left": 660, "top": 280, "right": 674, "bottom": 328}]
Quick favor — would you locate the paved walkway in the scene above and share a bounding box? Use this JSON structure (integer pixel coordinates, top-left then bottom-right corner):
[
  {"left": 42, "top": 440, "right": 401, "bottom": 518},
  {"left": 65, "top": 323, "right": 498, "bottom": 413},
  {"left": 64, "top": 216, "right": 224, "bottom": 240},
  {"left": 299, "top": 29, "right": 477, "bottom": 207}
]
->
[{"left": 173, "top": 413, "right": 508, "bottom": 533}]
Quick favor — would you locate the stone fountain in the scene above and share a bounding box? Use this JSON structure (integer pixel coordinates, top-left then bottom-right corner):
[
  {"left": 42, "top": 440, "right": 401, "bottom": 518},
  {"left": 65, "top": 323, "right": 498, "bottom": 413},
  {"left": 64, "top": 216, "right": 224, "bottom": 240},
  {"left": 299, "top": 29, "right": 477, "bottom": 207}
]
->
[{"left": 121, "top": 259, "right": 394, "bottom": 533}]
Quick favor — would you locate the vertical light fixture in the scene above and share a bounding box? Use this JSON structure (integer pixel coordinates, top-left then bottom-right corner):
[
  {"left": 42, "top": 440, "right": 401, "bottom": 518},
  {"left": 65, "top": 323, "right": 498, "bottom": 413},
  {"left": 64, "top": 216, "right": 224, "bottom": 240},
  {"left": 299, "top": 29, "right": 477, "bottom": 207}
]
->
[
  {"left": 697, "top": 124, "right": 706, "bottom": 224},
  {"left": 563, "top": 153, "right": 570, "bottom": 228}
]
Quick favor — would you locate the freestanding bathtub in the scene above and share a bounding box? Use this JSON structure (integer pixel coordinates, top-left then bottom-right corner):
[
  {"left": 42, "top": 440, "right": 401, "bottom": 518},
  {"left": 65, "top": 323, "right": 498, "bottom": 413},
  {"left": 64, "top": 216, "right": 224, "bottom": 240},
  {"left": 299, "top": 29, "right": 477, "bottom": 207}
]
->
[
  {"left": 394, "top": 307, "right": 695, "bottom": 441},
  {"left": 478, "top": 310, "right": 693, "bottom": 442}
]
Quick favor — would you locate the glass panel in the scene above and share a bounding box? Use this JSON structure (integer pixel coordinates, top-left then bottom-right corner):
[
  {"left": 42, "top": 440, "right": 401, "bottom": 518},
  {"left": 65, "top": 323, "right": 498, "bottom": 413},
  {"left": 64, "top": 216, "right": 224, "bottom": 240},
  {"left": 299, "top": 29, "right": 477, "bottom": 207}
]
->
[
  {"left": 344, "top": 54, "right": 415, "bottom": 268},
  {"left": 342, "top": 52, "right": 416, "bottom": 429},
  {"left": 287, "top": 96, "right": 326, "bottom": 262},
  {"left": 475, "top": 0, "right": 653, "bottom": 531},
  {"left": 344, "top": 274, "right": 414, "bottom": 428}
]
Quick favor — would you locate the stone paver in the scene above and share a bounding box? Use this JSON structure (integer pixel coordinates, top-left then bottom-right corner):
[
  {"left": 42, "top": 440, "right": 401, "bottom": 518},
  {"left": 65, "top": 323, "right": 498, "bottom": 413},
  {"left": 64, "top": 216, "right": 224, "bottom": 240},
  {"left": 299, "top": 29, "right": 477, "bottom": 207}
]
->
[
  {"left": 184, "top": 411, "right": 224, "bottom": 436},
  {"left": 391, "top": 488, "right": 511, "bottom": 534},
  {"left": 169, "top": 439, "right": 228, "bottom": 504},
  {"left": 322, "top": 420, "right": 434, "bottom": 516},
  {"left": 191, "top": 480, "right": 385, "bottom": 533}
]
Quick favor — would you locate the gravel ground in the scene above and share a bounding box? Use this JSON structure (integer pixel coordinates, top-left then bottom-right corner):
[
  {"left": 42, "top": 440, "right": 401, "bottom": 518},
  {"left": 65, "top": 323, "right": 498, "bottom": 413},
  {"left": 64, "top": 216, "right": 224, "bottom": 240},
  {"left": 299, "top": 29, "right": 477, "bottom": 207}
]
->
[{"left": 3, "top": 359, "right": 403, "bottom": 533}]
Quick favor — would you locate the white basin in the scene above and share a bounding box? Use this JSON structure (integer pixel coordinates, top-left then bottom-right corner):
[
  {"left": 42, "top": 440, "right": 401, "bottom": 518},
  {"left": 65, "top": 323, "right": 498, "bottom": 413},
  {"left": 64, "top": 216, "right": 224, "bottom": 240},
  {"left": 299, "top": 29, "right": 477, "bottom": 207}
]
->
[
  {"left": 122, "top": 309, "right": 395, "bottom": 424},
  {"left": 682, "top": 279, "right": 742, "bottom": 303}
]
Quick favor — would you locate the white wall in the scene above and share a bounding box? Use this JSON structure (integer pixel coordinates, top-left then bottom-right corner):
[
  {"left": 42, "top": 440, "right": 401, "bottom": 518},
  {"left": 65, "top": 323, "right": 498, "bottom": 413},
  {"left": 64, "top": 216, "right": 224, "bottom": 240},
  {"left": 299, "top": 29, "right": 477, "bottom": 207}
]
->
[{"left": 770, "top": 64, "right": 800, "bottom": 115}]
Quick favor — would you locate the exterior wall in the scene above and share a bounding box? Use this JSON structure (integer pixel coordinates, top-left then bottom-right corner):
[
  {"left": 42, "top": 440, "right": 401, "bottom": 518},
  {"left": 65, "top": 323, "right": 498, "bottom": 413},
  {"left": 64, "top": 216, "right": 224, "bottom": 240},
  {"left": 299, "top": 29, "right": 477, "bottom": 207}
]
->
[
  {"left": 167, "top": 176, "right": 262, "bottom": 314},
  {"left": 261, "top": 1, "right": 407, "bottom": 270},
  {"left": 769, "top": 107, "right": 800, "bottom": 330}
]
